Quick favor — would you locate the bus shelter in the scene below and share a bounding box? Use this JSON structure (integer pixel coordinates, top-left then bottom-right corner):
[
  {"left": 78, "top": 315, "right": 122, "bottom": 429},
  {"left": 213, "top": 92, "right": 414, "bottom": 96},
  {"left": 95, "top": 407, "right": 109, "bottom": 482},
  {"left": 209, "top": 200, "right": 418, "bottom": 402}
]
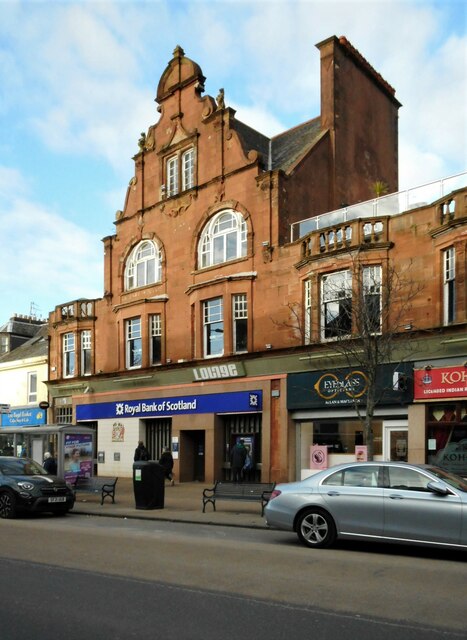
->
[{"left": 0, "top": 424, "right": 95, "bottom": 480}]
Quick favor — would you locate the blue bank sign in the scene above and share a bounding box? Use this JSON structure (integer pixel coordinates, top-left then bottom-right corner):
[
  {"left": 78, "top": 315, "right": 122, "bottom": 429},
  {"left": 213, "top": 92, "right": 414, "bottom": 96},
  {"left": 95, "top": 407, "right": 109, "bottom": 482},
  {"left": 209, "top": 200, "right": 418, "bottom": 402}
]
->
[
  {"left": 1, "top": 407, "right": 47, "bottom": 427},
  {"left": 76, "top": 390, "right": 262, "bottom": 421}
]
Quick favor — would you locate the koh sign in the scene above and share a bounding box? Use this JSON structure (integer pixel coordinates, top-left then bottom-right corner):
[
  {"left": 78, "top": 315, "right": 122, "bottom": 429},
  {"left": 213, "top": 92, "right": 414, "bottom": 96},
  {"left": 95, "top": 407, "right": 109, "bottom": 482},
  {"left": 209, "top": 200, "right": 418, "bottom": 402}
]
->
[{"left": 192, "top": 362, "right": 245, "bottom": 382}]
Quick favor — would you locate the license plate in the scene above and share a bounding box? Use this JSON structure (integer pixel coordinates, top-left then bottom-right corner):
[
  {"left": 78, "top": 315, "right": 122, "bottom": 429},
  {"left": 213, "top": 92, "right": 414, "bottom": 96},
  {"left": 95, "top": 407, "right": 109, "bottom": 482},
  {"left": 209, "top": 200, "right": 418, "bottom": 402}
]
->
[{"left": 48, "top": 496, "right": 67, "bottom": 503}]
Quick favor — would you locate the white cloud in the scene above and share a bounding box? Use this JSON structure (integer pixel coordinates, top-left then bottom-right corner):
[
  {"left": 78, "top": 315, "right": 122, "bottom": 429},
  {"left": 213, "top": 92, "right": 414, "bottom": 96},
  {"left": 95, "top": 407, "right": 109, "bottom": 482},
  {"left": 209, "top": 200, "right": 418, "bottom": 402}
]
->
[
  {"left": 0, "top": 0, "right": 465, "bottom": 319},
  {"left": 229, "top": 102, "right": 286, "bottom": 138},
  {"left": 4, "top": 0, "right": 465, "bottom": 182},
  {"left": 0, "top": 166, "right": 30, "bottom": 198},
  {"left": 398, "top": 141, "right": 446, "bottom": 191},
  {"left": 0, "top": 192, "right": 102, "bottom": 316}
]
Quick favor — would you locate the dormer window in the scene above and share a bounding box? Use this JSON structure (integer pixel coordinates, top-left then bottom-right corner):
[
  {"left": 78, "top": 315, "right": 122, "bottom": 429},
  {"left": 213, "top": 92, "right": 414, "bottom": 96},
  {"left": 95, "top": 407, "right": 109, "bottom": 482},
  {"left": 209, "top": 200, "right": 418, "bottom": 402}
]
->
[
  {"left": 166, "top": 147, "right": 195, "bottom": 197},
  {"left": 125, "top": 241, "right": 162, "bottom": 291}
]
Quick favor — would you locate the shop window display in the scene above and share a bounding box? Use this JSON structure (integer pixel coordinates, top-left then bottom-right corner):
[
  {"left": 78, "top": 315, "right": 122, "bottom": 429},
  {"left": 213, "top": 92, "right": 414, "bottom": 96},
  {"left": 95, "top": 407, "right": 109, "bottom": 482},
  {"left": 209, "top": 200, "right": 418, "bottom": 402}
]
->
[
  {"left": 427, "top": 403, "right": 467, "bottom": 476},
  {"left": 300, "top": 420, "right": 382, "bottom": 471}
]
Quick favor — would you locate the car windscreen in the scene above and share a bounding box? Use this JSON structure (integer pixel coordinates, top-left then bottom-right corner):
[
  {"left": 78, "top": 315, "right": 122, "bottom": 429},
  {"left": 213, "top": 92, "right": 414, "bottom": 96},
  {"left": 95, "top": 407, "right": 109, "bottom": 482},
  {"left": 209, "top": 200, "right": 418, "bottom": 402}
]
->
[
  {"left": 426, "top": 466, "right": 467, "bottom": 492},
  {"left": 0, "top": 458, "right": 48, "bottom": 476}
]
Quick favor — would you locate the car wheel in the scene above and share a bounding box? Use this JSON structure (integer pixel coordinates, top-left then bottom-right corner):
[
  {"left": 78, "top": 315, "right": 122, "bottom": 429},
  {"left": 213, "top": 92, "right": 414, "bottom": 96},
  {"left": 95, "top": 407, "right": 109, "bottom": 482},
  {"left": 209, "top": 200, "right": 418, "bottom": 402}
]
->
[
  {"left": 0, "top": 490, "right": 17, "bottom": 519},
  {"left": 296, "top": 508, "right": 336, "bottom": 548}
]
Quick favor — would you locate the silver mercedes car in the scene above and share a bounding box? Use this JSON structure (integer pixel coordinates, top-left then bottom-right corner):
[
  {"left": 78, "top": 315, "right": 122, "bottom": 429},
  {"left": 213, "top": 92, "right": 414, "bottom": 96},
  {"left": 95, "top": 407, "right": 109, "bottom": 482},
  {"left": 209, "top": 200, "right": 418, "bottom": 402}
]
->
[{"left": 264, "top": 462, "right": 467, "bottom": 550}]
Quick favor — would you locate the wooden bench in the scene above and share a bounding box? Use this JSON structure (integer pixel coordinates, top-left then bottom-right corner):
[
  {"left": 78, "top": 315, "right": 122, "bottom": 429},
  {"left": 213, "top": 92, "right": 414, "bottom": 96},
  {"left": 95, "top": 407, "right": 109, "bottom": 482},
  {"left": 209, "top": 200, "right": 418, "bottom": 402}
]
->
[
  {"left": 202, "top": 481, "right": 276, "bottom": 516},
  {"left": 72, "top": 476, "right": 118, "bottom": 505}
]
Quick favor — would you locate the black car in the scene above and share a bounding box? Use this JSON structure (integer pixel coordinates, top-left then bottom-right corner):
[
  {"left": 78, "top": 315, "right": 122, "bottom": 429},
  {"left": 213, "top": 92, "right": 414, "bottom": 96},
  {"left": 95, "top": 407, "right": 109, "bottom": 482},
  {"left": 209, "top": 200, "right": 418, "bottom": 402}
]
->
[{"left": 0, "top": 456, "right": 75, "bottom": 518}]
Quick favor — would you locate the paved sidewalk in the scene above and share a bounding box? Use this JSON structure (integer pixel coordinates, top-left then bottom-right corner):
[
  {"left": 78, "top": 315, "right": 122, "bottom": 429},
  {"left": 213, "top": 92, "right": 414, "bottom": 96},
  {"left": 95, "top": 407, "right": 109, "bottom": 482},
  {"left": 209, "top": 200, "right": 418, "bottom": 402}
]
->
[{"left": 71, "top": 477, "right": 269, "bottom": 529}]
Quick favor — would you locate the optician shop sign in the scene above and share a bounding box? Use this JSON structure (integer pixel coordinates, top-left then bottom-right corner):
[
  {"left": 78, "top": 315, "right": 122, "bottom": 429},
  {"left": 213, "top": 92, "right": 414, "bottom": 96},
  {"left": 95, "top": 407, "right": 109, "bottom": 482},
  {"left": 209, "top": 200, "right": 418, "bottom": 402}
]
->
[
  {"left": 414, "top": 366, "right": 467, "bottom": 400},
  {"left": 0, "top": 407, "right": 47, "bottom": 427},
  {"left": 287, "top": 363, "right": 413, "bottom": 410},
  {"left": 76, "top": 390, "right": 262, "bottom": 421}
]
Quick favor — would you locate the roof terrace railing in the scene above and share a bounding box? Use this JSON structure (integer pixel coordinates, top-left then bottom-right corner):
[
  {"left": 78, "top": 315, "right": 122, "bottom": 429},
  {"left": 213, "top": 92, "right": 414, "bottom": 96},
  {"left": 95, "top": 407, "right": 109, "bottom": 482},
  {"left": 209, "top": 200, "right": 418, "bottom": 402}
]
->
[{"left": 290, "top": 172, "right": 466, "bottom": 242}]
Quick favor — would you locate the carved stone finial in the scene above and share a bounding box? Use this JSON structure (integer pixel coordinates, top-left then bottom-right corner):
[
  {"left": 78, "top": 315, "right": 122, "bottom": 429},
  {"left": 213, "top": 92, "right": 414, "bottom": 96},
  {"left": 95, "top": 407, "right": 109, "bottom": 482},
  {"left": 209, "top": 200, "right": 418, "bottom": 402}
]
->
[
  {"left": 145, "top": 126, "right": 155, "bottom": 151},
  {"left": 262, "top": 244, "right": 274, "bottom": 263},
  {"left": 216, "top": 88, "right": 225, "bottom": 110},
  {"left": 173, "top": 45, "right": 185, "bottom": 58},
  {"left": 138, "top": 132, "right": 146, "bottom": 151}
]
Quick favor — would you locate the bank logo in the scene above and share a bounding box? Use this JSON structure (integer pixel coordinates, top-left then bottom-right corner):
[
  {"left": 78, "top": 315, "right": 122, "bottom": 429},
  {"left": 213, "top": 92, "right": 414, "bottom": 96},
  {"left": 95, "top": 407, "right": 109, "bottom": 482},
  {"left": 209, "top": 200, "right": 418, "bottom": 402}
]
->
[
  {"left": 249, "top": 393, "right": 259, "bottom": 407},
  {"left": 115, "top": 403, "right": 124, "bottom": 416}
]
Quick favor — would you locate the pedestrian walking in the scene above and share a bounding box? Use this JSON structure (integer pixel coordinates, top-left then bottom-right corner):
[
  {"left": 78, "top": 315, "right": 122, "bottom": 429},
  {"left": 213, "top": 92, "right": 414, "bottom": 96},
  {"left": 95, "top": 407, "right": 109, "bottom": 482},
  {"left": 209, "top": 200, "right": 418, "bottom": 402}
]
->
[{"left": 159, "top": 447, "right": 175, "bottom": 485}]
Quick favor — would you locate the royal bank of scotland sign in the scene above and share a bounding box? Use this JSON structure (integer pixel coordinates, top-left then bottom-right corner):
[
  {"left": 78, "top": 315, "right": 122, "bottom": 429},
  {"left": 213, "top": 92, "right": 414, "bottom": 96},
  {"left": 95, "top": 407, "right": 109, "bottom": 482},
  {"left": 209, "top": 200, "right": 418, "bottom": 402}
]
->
[{"left": 76, "top": 390, "right": 262, "bottom": 421}]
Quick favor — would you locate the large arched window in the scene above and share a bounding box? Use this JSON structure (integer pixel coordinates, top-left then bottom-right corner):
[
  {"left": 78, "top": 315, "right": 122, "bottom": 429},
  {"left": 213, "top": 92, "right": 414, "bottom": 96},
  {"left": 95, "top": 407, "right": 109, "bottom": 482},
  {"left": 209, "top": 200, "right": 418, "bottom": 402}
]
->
[
  {"left": 125, "top": 240, "right": 162, "bottom": 290},
  {"left": 198, "top": 210, "right": 247, "bottom": 269}
]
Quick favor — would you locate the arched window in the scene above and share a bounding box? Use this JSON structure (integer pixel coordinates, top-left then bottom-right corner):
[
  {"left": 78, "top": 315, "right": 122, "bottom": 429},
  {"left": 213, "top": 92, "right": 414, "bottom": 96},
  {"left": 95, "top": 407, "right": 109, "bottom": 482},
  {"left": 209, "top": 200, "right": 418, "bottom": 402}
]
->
[
  {"left": 125, "top": 240, "right": 162, "bottom": 290},
  {"left": 198, "top": 210, "right": 247, "bottom": 268}
]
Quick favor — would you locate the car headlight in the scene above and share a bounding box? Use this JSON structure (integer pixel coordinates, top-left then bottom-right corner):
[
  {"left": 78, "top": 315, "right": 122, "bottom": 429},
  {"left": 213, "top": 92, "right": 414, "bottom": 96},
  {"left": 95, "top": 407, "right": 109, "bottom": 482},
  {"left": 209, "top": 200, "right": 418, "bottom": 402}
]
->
[{"left": 17, "top": 481, "right": 35, "bottom": 491}]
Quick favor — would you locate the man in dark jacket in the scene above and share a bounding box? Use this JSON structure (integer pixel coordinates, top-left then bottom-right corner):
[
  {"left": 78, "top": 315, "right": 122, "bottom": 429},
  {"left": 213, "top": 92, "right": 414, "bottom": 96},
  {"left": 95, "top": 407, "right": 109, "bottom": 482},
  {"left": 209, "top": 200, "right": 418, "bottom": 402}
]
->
[
  {"left": 159, "top": 447, "right": 175, "bottom": 485},
  {"left": 43, "top": 452, "right": 57, "bottom": 475},
  {"left": 230, "top": 439, "right": 247, "bottom": 483},
  {"left": 134, "top": 441, "right": 150, "bottom": 461}
]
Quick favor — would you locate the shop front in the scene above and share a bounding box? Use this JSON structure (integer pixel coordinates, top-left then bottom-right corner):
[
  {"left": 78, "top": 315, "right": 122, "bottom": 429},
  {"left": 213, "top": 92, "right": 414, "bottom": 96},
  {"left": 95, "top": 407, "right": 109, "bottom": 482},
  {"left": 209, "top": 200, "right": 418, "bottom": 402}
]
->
[
  {"left": 0, "top": 406, "right": 47, "bottom": 457},
  {"left": 414, "top": 365, "right": 467, "bottom": 477},
  {"left": 76, "top": 388, "right": 264, "bottom": 482},
  {"left": 288, "top": 364, "right": 413, "bottom": 479}
]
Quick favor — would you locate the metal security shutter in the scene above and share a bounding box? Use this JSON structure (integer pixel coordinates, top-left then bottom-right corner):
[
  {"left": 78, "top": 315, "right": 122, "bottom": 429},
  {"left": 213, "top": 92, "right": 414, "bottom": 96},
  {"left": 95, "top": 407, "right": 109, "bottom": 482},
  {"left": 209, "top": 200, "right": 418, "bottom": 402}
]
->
[{"left": 145, "top": 418, "right": 172, "bottom": 460}]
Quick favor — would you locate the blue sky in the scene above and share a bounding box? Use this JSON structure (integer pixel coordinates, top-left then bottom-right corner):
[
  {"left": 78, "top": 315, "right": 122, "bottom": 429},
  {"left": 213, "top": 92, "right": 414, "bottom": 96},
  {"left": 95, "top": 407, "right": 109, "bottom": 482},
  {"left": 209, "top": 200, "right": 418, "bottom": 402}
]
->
[{"left": 0, "top": 0, "right": 465, "bottom": 320}]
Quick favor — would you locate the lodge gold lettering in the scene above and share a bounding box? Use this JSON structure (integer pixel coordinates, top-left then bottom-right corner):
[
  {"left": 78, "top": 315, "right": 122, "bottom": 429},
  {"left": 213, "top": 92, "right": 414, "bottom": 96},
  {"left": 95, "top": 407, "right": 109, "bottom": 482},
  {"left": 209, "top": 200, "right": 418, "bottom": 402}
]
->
[{"left": 193, "top": 363, "right": 242, "bottom": 381}]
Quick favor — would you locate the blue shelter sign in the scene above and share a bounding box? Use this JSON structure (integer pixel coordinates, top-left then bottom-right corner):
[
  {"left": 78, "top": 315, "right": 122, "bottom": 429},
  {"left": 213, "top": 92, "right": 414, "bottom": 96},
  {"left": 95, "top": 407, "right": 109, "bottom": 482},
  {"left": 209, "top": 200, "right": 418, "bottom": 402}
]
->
[
  {"left": 76, "top": 390, "right": 262, "bottom": 421},
  {"left": 1, "top": 407, "right": 47, "bottom": 427}
]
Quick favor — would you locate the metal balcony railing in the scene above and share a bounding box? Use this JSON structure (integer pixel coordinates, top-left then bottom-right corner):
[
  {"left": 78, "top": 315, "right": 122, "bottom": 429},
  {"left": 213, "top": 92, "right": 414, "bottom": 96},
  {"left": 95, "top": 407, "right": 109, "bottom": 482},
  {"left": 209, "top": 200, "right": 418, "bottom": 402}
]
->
[{"left": 290, "top": 172, "right": 466, "bottom": 242}]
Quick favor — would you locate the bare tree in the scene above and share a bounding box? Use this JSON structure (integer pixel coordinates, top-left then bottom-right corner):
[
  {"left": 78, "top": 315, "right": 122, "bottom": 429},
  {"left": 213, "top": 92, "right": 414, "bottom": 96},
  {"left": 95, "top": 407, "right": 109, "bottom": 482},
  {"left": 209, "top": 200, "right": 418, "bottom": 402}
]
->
[{"left": 280, "top": 251, "right": 424, "bottom": 460}]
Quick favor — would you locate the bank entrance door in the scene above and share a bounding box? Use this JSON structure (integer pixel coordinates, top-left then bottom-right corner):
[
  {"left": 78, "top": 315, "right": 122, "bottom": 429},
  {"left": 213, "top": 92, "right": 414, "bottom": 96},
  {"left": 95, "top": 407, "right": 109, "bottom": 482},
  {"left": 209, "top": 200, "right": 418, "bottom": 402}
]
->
[
  {"left": 180, "top": 430, "right": 205, "bottom": 482},
  {"left": 383, "top": 420, "right": 408, "bottom": 462}
]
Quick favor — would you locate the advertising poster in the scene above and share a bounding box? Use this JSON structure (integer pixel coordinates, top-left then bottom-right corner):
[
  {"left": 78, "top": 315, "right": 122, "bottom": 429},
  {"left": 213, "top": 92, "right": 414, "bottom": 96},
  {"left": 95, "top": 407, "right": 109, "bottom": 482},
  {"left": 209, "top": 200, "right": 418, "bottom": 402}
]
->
[
  {"left": 310, "top": 445, "right": 328, "bottom": 470},
  {"left": 172, "top": 436, "right": 179, "bottom": 460},
  {"left": 355, "top": 445, "right": 368, "bottom": 461},
  {"left": 64, "top": 433, "right": 93, "bottom": 481}
]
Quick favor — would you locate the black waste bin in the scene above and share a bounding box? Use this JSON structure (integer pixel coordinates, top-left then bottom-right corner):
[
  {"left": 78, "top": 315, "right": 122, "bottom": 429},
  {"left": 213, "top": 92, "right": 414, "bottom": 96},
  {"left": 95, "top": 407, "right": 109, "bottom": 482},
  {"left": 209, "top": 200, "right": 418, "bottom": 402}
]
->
[{"left": 133, "top": 461, "right": 165, "bottom": 509}]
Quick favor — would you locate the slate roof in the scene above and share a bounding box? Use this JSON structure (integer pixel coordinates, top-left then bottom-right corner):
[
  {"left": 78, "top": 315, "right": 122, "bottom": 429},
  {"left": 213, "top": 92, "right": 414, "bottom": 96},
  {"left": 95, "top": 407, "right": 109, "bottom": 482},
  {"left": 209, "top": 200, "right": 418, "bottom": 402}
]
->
[
  {"left": 271, "top": 117, "right": 322, "bottom": 171},
  {"left": 0, "top": 324, "right": 48, "bottom": 364},
  {"left": 232, "top": 116, "right": 323, "bottom": 172},
  {"left": 231, "top": 120, "right": 270, "bottom": 164},
  {"left": 0, "top": 317, "right": 45, "bottom": 339}
]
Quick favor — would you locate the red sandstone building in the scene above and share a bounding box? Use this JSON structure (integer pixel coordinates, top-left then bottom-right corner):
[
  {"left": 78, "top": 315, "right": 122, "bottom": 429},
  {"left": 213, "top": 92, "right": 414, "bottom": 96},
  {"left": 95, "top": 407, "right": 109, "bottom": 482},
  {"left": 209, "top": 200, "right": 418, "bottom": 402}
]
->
[{"left": 47, "top": 37, "right": 467, "bottom": 482}]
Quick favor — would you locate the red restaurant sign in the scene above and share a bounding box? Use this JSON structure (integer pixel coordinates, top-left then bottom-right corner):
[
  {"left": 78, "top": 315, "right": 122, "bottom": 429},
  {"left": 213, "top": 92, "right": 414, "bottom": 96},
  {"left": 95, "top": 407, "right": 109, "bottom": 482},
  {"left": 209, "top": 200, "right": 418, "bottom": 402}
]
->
[{"left": 414, "top": 366, "right": 467, "bottom": 400}]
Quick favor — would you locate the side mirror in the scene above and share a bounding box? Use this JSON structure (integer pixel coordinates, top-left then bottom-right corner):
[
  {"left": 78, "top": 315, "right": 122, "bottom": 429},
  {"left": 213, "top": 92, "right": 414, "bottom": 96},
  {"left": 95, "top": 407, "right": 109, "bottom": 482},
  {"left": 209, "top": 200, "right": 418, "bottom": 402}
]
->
[{"left": 427, "top": 481, "right": 450, "bottom": 496}]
